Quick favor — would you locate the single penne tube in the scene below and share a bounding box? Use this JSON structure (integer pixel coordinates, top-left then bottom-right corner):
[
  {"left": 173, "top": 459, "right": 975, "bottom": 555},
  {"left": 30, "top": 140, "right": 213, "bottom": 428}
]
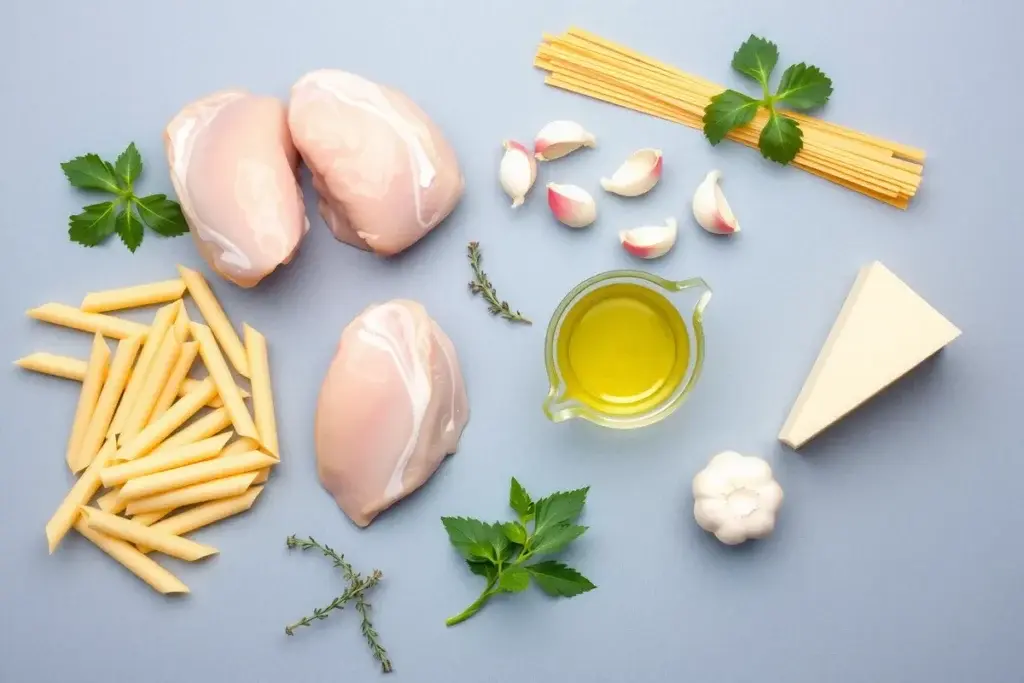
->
[
  {"left": 66, "top": 334, "right": 111, "bottom": 472},
  {"left": 14, "top": 353, "right": 88, "bottom": 380},
  {"left": 244, "top": 324, "right": 278, "bottom": 458},
  {"left": 96, "top": 487, "right": 128, "bottom": 515},
  {"left": 80, "top": 506, "right": 217, "bottom": 562},
  {"left": 119, "top": 450, "right": 275, "bottom": 501},
  {"left": 132, "top": 509, "right": 174, "bottom": 526},
  {"left": 172, "top": 304, "right": 189, "bottom": 341},
  {"left": 26, "top": 302, "right": 149, "bottom": 339},
  {"left": 108, "top": 302, "right": 179, "bottom": 436},
  {"left": 178, "top": 265, "right": 250, "bottom": 377},
  {"left": 143, "top": 485, "right": 264, "bottom": 551},
  {"left": 221, "top": 437, "right": 260, "bottom": 457},
  {"left": 152, "top": 341, "right": 199, "bottom": 420},
  {"left": 252, "top": 468, "right": 270, "bottom": 485},
  {"left": 114, "top": 378, "right": 217, "bottom": 462},
  {"left": 180, "top": 378, "right": 249, "bottom": 406},
  {"left": 126, "top": 471, "right": 260, "bottom": 515},
  {"left": 80, "top": 279, "right": 187, "bottom": 313},
  {"left": 102, "top": 432, "right": 233, "bottom": 487},
  {"left": 75, "top": 335, "right": 144, "bottom": 473},
  {"left": 45, "top": 437, "right": 117, "bottom": 553},
  {"left": 121, "top": 327, "right": 182, "bottom": 440},
  {"left": 191, "top": 322, "right": 258, "bottom": 439},
  {"left": 158, "top": 408, "right": 231, "bottom": 452},
  {"left": 73, "top": 518, "right": 189, "bottom": 594}
]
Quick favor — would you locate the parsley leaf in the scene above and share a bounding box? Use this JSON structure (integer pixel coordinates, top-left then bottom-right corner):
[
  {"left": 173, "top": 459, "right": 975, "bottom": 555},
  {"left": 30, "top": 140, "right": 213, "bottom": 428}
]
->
[
  {"left": 731, "top": 35, "right": 779, "bottom": 90},
  {"left": 443, "top": 478, "right": 595, "bottom": 626},
  {"left": 525, "top": 561, "right": 596, "bottom": 598},
  {"left": 703, "top": 90, "right": 761, "bottom": 145},
  {"left": 135, "top": 194, "right": 189, "bottom": 237},
  {"left": 61, "top": 154, "right": 122, "bottom": 194},
  {"left": 509, "top": 477, "right": 534, "bottom": 522},
  {"left": 69, "top": 202, "right": 119, "bottom": 247},
  {"left": 60, "top": 145, "right": 189, "bottom": 251},
  {"left": 775, "top": 63, "right": 833, "bottom": 111},
  {"left": 114, "top": 142, "right": 143, "bottom": 187},
  {"left": 759, "top": 112, "right": 803, "bottom": 164},
  {"left": 116, "top": 207, "right": 144, "bottom": 253}
]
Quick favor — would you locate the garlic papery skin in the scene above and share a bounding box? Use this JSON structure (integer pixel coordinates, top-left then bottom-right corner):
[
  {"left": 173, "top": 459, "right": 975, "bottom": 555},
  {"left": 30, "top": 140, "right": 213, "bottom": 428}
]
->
[
  {"left": 600, "top": 148, "right": 663, "bottom": 197},
  {"left": 499, "top": 140, "right": 537, "bottom": 208},
  {"left": 534, "top": 121, "right": 597, "bottom": 161},
  {"left": 547, "top": 183, "right": 597, "bottom": 228},
  {"left": 692, "top": 170, "right": 740, "bottom": 234},
  {"left": 619, "top": 218, "right": 678, "bottom": 259}
]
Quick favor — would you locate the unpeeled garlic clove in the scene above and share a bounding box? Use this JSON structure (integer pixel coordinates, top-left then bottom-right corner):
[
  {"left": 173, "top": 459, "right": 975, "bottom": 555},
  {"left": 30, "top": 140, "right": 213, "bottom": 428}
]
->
[
  {"left": 600, "top": 148, "right": 663, "bottom": 197},
  {"left": 692, "top": 170, "right": 740, "bottom": 234},
  {"left": 534, "top": 120, "right": 596, "bottom": 161},
  {"left": 547, "top": 183, "right": 597, "bottom": 228},
  {"left": 619, "top": 218, "right": 678, "bottom": 259},
  {"left": 499, "top": 140, "right": 537, "bottom": 208}
]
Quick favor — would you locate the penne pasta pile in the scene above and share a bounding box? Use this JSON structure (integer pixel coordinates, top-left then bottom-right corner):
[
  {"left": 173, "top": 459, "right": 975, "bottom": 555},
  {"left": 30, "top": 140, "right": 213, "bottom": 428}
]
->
[{"left": 18, "top": 266, "right": 279, "bottom": 595}]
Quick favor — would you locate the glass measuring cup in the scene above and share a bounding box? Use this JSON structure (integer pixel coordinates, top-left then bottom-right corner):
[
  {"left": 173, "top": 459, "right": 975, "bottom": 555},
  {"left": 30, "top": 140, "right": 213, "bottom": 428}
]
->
[{"left": 542, "top": 270, "right": 712, "bottom": 429}]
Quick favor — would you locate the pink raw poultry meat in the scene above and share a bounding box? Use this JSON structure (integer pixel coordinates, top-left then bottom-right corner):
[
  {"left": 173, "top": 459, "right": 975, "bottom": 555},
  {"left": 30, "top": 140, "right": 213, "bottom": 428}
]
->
[
  {"left": 315, "top": 300, "right": 469, "bottom": 527},
  {"left": 287, "top": 69, "right": 464, "bottom": 255},
  {"left": 165, "top": 90, "right": 308, "bottom": 287}
]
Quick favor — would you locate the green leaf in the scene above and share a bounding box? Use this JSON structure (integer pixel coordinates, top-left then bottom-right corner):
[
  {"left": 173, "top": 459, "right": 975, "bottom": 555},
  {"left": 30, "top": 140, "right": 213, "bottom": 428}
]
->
[
  {"left": 532, "top": 487, "right": 589, "bottom": 539},
  {"left": 134, "top": 194, "right": 189, "bottom": 237},
  {"left": 703, "top": 90, "right": 762, "bottom": 145},
  {"left": 61, "top": 154, "right": 122, "bottom": 194},
  {"left": 509, "top": 477, "right": 534, "bottom": 521},
  {"left": 774, "top": 63, "right": 833, "bottom": 111},
  {"left": 758, "top": 112, "right": 803, "bottom": 164},
  {"left": 529, "top": 523, "right": 587, "bottom": 557},
  {"left": 115, "top": 207, "right": 144, "bottom": 252},
  {"left": 114, "top": 142, "right": 143, "bottom": 188},
  {"left": 68, "top": 201, "right": 119, "bottom": 247},
  {"left": 501, "top": 521, "right": 528, "bottom": 546},
  {"left": 525, "top": 561, "right": 596, "bottom": 598},
  {"left": 498, "top": 566, "right": 530, "bottom": 593},
  {"left": 731, "top": 35, "right": 779, "bottom": 88},
  {"left": 442, "top": 517, "right": 504, "bottom": 562},
  {"left": 467, "top": 560, "right": 498, "bottom": 583}
]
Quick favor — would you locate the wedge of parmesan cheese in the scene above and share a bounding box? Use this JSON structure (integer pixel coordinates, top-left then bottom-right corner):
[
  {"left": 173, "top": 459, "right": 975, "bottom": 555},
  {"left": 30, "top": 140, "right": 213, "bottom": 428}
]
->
[{"left": 779, "top": 262, "right": 961, "bottom": 449}]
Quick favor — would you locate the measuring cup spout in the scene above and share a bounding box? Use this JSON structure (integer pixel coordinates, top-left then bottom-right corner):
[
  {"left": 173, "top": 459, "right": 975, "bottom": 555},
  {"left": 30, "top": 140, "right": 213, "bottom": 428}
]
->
[{"left": 542, "top": 391, "right": 581, "bottom": 423}]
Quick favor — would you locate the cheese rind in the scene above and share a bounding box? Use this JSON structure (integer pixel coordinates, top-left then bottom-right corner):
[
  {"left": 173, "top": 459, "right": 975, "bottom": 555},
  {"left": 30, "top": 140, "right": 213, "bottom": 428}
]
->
[{"left": 778, "top": 262, "right": 961, "bottom": 449}]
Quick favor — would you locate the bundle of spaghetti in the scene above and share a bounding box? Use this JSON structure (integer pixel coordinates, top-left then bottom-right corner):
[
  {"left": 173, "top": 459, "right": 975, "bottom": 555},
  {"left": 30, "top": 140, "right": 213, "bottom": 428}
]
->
[{"left": 535, "top": 27, "right": 925, "bottom": 209}]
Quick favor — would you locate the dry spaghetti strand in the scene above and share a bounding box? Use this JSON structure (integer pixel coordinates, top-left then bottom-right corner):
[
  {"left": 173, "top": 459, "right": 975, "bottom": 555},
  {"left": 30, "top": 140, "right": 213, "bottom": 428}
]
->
[{"left": 535, "top": 28, "right": 924, "bottom": 209}]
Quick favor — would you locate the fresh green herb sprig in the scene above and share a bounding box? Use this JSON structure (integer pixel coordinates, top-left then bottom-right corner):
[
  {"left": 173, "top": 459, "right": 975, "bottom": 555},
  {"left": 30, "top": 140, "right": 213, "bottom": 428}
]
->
[
  {"left": 284, "top": 535, "right": 393, "bottom": 673},
  {"left": 442, "top": 477, "right": 596, "bottom": 627},
  {"left": 702, "top": 35, "right": 833, "bottom": 165},
  {"left": 60, "top": 143, "right": 189, "bottom": 252},
  {"left": 467, "top": 241, "right": 532, "bottom": 325}
]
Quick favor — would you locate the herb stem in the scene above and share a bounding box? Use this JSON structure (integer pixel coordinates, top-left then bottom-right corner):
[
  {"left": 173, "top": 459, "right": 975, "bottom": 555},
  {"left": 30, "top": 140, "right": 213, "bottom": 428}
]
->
[
  {"left": 466, "top": 241, "right": 532, "bottom": 325},
  {"left": 446, "top": 580, "right": 499, "bottom": 627}
]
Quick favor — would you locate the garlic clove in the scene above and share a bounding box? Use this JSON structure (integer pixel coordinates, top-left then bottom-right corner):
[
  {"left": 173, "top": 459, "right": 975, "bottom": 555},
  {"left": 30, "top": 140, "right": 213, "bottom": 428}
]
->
[
  {"left": 499, "top": 140, "right": 537, "bottom": 208},
  {"left": 534, "top": 120, "right": 597, "bottom": 161},
  {"left": 619, "top": 218, "right": 678, "bottom": 259},
  {"left": 547, "top": 183, "right": 597, "bottom": 228},
  {"left": 600, "top": 148, "right": 663, "bottom": 197},
  {"left": 692, "top": 170, "right": 740, "bottom": 234}
]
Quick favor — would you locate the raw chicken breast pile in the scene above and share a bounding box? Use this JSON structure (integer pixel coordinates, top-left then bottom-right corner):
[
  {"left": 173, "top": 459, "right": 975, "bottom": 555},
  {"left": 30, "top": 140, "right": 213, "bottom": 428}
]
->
[{"left": 315, "top": 300, "right": 469, "bottom": 527}]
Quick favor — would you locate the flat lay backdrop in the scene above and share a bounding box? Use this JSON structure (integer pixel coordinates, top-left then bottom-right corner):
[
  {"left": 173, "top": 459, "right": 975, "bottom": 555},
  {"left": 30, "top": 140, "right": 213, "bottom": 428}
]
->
[{"left": 2, "top": 1, "right": 1022, "bottom": 681}]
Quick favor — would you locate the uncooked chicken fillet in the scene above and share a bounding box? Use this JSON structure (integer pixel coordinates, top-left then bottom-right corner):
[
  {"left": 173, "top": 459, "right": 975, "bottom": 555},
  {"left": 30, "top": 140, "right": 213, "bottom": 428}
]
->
[
  {"left": 164, "top": 90, "right": 309, "bottom": 288},
  {"left": 315, "top": 300, "right": 469, "bottom": 527},
  {"left": 288, "top": 69, "right": 464, "bottom": 255}
]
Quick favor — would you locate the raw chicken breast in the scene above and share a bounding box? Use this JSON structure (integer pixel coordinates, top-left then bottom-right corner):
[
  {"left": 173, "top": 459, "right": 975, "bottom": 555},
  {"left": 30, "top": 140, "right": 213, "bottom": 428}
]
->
[
  {"left": 165, "top": 90, "right": 309, "bottom": 288},
  {"left": 288, "top": 69, "right": 464, "bottom": 255},
  {"left": 315, "top": 300, "right": 469, "bottom": 527}
]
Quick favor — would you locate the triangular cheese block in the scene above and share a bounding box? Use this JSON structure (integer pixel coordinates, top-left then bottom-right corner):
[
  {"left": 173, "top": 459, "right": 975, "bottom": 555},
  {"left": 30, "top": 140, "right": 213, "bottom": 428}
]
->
[{"left": 779, "top": 262, "right": 961, "bottom": 449}]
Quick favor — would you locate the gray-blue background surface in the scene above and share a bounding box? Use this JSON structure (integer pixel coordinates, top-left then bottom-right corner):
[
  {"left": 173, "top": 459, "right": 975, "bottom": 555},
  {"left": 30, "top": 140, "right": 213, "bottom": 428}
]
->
[{"left": 2, "top": 1, "right": 1021, "bottom": 681}]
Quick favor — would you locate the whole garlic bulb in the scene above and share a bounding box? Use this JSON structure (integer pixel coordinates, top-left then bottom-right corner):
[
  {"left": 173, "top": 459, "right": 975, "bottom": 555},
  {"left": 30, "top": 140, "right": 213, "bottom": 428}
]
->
[{"left": 692, "top": 451, "right": 783, "bottom": 545}]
